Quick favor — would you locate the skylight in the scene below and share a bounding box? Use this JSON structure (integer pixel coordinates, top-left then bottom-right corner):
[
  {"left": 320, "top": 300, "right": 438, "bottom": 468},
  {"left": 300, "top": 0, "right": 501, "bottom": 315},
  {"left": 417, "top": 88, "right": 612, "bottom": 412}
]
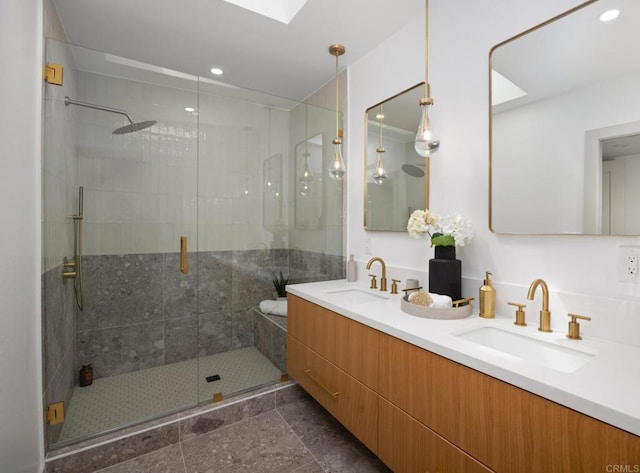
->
[
  {"left": 491, "top": 70, "right": 527, "bottom": 106},
  {"left": 222, "top": 0, "right": 309, "bottom": 24}
]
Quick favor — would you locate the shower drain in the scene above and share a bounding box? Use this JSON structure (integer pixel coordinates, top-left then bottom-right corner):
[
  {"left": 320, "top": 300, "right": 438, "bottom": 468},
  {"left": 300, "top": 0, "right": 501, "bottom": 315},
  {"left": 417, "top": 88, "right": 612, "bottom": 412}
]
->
[{"left": 205, "top": 374, "right": 221, "bottom": 383}]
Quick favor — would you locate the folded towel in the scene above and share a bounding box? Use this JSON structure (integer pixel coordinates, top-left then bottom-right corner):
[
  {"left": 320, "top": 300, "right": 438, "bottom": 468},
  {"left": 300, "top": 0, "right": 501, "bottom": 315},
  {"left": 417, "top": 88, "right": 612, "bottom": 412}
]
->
[
  {"left": 259, "top": 299, "right": 288, "bottom": 317},
  {"left": 428, "top": 293, "right": 453, "bottom": 309},
  {"left": 408, "top": 291, "right": 452, "bottom": 309}
]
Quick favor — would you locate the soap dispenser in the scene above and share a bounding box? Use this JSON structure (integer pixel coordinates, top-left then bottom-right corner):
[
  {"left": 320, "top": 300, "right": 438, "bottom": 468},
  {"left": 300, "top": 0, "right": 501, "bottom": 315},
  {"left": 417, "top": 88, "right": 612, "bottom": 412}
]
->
[
  {"left": 347, "top": 254, "right": 357, "bottom": 282},
  {"left": 479, "top": 271, "right": 496, "bottom": 319}
]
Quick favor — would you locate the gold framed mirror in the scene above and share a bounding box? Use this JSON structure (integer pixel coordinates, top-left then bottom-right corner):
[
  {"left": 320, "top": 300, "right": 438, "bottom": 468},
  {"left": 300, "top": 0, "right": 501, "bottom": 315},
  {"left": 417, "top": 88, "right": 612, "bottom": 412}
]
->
[
  {"left": 364, "top": 83, "right": 429, "bottom": 231},
  {"left": 490, "top": 0, "right": 640, "bottom": 235}
]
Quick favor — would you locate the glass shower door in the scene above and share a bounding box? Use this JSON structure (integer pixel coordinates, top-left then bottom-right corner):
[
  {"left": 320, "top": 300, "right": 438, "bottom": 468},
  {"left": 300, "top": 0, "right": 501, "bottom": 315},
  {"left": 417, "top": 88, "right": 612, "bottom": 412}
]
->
[{"left": 42, "top": 39, "right": 201, "bottom": 449}]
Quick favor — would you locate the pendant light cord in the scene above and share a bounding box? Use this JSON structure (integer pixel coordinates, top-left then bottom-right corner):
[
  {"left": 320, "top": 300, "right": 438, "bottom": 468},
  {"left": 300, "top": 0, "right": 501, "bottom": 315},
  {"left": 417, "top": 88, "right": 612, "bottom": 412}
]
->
[
  {"left": 335, "top": 53, "right": 340, "bottom": 139},
  {"left": 425, "top": 0, "right": 431, "bottom": 99},
  {"left": 378, "top": 105, "right": 383, "bottom": 147}
]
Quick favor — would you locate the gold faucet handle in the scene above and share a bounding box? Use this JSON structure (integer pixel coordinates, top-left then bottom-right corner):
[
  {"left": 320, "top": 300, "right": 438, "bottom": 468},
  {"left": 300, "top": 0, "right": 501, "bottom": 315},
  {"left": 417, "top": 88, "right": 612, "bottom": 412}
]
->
[
  {"left": 508, "top": 301, "right": 527, "bottom": 326},
  {"left": 567, "top": 313, "right": 591, "bottom": 340},
  {"left": 368, "top": 274, "right": 378, "bottom": 289},
  {"left": 390, "top": 279, "right": 401, "bottom": 295}
]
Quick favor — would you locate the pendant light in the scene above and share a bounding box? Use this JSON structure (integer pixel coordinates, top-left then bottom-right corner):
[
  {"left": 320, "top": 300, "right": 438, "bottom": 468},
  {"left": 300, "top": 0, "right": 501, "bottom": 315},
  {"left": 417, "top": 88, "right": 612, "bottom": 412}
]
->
[
  {"left": 373, "top": 105, "right": 388, "bottom": 184},
  {"left": 299, "top": 103, "right": 314, "bottom": 196},
  {"left": 328, "top": 44, "right": 346, "bottom": 180},
  {"left": 414, "top": 0, "right": 440, "bottom": 157}
]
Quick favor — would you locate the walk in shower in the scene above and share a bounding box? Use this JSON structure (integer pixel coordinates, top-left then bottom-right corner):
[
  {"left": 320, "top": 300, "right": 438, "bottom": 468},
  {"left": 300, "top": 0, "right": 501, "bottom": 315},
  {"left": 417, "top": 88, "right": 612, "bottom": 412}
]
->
[{"left": 42, "top": 39, "right": 344, "bottom": 450}]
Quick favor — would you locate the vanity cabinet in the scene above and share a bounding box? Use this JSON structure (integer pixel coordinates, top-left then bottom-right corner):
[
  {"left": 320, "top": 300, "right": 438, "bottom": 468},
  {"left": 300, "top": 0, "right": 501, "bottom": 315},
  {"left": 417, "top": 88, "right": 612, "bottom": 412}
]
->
[
  {"left": 287, "top": 295, "right": 379, "bottom": 453},
  {"left": 379, "top": 327, "right": 640, "bottom": 472},
  {"left": 287, "top": 294, "right": 640, "bottom": 472}
]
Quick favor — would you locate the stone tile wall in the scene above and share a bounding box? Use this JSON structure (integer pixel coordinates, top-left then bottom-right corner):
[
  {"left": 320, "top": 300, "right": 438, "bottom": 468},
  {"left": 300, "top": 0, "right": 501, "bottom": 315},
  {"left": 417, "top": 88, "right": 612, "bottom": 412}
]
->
[
  {"left": 73, "top": 249, "right": 342, "bottom": 378},
  {"left": 253, "top": 311, "right": 287, "bottom": 373},
  {"left": 42, "top": 266, "right": 77, "bottom": 445}
]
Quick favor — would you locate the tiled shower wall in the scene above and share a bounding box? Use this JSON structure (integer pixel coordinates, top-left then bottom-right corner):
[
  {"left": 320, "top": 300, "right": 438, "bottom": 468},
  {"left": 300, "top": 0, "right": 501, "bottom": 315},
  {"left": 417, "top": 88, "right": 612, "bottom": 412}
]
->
[{"left": 73, "top": 249, "right": 343, "bottom": 378}]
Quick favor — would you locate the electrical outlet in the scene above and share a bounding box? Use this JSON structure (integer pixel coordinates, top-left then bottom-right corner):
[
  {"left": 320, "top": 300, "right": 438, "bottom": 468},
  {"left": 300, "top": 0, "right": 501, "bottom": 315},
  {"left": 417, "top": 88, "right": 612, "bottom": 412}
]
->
[
  {"left": 618, "top": 246, "right": 640, "bottom": 282},
  {"left": 364, "top": 236, "right": 372, "bottom": 256}
]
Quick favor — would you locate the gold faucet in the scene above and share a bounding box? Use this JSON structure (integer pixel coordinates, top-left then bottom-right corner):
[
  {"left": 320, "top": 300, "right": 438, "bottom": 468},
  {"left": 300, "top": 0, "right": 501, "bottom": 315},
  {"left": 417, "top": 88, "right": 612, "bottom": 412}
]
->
[
  {"left": 527, "top": 278, "right": 552, "bottom": 332},
  {"left": 366, "top": 257, "right": 387, "bottom": 291}
]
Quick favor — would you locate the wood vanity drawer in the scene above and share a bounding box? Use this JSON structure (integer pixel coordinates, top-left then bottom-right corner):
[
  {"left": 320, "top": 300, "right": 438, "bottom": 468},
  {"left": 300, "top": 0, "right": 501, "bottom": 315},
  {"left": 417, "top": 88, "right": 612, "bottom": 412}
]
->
[
  {"left": 379, "top": 332, "right": 640, "bottom": 472},
  {"left": 378, "top": 397, "right": 493, "bottom": 473},
  {"left": 288, "top": 294, "right": 379, "bottom": 391},
  {"left": 287, "top": 334, "right": 378, "bottom": 454},
  {"left": 288, "top": 294, "right": 336, "bottom": 362}
]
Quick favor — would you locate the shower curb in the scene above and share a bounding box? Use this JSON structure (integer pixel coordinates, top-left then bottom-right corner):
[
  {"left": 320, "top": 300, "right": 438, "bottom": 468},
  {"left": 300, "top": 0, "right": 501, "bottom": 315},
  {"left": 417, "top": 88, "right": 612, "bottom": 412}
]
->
[{"left": 44, "top": 381, "right": 305, "bottom": 473}]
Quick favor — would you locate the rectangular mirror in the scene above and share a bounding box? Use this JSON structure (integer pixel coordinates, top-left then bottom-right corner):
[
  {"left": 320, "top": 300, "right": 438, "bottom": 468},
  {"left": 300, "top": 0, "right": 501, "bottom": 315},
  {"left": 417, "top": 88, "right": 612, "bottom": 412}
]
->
[
  {"left": 365, "top": 83, "right": 428, "bottom": 231},
  {"left": 490, "top": 0, "right": 640, "bottom": 235}
]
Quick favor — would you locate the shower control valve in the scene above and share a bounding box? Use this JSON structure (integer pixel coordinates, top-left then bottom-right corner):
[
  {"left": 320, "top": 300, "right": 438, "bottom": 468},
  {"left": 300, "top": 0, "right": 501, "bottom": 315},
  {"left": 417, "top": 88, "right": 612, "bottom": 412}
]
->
[{"left": 62, "top": 258, "right": 77, "bottom": 280}]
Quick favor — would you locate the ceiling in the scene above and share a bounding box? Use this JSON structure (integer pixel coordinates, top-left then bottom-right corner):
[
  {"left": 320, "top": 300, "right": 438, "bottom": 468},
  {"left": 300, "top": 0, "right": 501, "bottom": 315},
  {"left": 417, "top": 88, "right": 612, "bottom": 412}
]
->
[{"left": 52, "top": 0, "right": 421, "bottom": 103}]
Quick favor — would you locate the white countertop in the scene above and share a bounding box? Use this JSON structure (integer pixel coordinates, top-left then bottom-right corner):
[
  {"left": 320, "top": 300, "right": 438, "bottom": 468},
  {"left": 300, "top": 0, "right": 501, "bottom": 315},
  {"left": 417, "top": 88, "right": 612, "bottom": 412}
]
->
[{"left": 287, "top": 279, "right": 640, "bottom": 437}]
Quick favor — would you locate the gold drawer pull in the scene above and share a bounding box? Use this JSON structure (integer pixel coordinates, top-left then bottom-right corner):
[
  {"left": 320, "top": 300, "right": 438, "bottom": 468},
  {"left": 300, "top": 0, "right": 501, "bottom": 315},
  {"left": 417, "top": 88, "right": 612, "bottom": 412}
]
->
[{"left": 304, "top": 369, "right": 339, "bottom": 398}]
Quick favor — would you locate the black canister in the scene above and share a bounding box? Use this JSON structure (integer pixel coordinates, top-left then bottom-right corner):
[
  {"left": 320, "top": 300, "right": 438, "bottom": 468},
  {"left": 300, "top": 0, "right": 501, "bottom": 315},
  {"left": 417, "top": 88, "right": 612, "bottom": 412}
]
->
[{"left": 79, "top": 364, "right": 93, "bottom": 387}]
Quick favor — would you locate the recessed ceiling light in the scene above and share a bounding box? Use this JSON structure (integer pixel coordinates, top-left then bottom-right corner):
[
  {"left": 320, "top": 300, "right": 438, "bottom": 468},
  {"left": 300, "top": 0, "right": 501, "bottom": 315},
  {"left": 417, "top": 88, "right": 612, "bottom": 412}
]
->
[
  {"left": 599, "top": 9, "right": 620, "bottom": 22},
  {"left": 210, "top": 67, "right": 223, "bottom": 76},
  {"left": 185, "top": 107, "right": 195, "bottom": 112},
  {"left": 222, "top": 0, "right": 309, "bottom": 24}
]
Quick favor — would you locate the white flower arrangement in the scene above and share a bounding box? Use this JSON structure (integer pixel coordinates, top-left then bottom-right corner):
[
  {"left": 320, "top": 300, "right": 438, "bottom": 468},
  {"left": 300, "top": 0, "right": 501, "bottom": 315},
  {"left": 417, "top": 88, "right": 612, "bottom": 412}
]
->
[{"left": 407, "top": 209, "right": 473, "bottom": 247}]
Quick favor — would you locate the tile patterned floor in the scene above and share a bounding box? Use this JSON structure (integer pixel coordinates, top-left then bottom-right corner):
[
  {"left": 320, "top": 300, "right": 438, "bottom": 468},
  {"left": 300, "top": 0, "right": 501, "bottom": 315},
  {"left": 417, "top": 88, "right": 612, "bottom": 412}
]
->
[
  {"left": 93, "top": 393, "right": 391, "bottom": 473},
  {"left": 58, "top": 347, "right": 282, "bottom": 444}
]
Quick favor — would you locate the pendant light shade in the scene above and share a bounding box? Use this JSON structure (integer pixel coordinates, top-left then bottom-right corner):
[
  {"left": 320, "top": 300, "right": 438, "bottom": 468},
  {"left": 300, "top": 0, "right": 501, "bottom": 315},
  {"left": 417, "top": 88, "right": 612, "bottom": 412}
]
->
[
  {"left": 415, "top": 0, "right": 440, "bottom": 157},
  {"left": 328, "top": 44, "right": 346, "bottom": 180}
]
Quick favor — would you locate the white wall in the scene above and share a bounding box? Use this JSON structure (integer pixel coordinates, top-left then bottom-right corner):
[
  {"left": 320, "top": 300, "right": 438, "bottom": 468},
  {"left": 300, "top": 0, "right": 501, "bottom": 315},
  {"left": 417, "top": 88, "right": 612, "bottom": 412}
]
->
[
  {"left": 0, "top": 0, "right": 44, "bottom": 471},
  {"left": 347, "top": 0, "right": 640, "bottom": 309}
]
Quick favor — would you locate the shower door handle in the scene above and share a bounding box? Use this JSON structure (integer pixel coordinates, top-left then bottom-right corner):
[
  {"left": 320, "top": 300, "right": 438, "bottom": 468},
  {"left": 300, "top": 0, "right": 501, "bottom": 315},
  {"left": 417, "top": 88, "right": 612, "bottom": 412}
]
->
[{"left": 180, "top": 236, "right": 188, "bottom": 274}]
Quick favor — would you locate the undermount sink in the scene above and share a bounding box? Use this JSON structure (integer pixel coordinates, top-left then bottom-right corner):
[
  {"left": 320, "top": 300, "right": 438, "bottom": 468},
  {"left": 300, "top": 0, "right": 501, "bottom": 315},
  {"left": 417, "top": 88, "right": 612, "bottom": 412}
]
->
[
  {"left": 324, "top": 287, "right": 389, "bottom": 304},
  {"left": 455, "top": 326, "right": 595, "bottom": 373}
]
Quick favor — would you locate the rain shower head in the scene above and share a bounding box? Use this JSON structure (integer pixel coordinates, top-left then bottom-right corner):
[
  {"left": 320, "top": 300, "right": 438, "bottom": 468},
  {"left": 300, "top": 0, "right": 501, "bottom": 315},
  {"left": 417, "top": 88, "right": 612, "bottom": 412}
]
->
[
  {"left": 113, "top": 120, "right": 157, "bottom": 135},
  {"left": 401, "top": 163, "right": 425, "bottom": 177},
  {"left": 64, "top": 96, "right": 156, "bottom": 135}
]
